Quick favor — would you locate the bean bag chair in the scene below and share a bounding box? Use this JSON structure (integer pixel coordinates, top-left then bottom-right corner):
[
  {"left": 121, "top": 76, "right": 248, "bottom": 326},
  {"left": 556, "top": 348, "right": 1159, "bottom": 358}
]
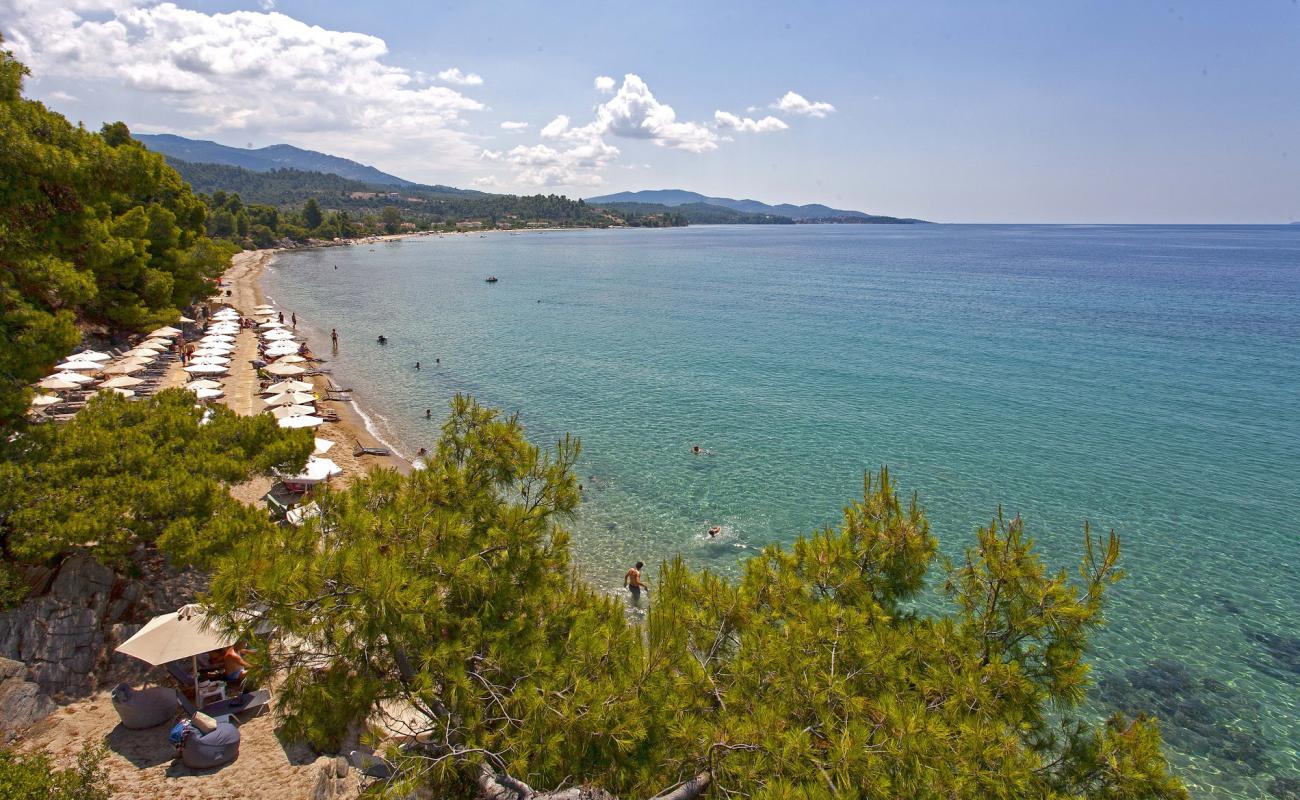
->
[
  {"left": 181, "top": 713, "right": 241, "bottom": 769},
  {"left": 111, "top": 684, "right": 177, "bottom": 730}
]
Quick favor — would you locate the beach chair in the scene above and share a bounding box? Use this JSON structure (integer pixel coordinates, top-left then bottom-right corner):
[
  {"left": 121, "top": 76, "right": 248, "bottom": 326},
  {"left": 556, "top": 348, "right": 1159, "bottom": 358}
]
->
[
  {"left": 177, "top": 688, "right": 271, "bottom": 720},
  {"left": 354, "top": 440, "right": 391, "bottom": 458}
]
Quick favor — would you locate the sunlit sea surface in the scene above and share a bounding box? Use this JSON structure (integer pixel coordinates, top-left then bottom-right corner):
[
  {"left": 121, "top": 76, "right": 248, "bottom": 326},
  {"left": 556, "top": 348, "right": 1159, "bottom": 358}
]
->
[{"left": 265, "top": 224, "right": 1299, "bottom": 798}]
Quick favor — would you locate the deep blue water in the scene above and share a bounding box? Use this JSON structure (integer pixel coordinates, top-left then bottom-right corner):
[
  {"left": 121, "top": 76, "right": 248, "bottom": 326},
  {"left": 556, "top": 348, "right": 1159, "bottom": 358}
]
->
[{"left": 265, "top": 224, "right": 1300, "bottom": 798}]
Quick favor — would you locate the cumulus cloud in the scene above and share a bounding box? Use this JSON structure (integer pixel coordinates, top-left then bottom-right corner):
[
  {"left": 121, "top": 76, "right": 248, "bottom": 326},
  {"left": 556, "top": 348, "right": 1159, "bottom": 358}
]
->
[
  {"left": 539, "top": 115, "right": 570, "bottom": 139},
  {"left": 771, "top": 90, "right": 835, "bottom": 118},
  {"left": 437, "top": 67, "right": 483, "bottom": 86},
  {"left": 471, "top": 175, "right": 498, "bottom": 187},
  {"left": 714, "top": 110, "right": 788, "bottom": 133},
  {"left": 500, "top": 120, "right": 529, "bottom": 132},
  {"left": 586, "top": 75, "right": 717, "bottom": 153},
  {"left": 1, "top": 0, "right": 486, "bottom": 177},
  {"left": 497, "top": 138, "right": 620, "bottom": 187},
  {"left": 594, "top": 75, "right": 615, "bottom": 93}
]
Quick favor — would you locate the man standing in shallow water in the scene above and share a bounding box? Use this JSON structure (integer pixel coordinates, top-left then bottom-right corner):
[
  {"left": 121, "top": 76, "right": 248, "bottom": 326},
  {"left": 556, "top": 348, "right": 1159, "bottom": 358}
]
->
[{"left": 624, "top": 562, "right": 648, "bottom": 605}]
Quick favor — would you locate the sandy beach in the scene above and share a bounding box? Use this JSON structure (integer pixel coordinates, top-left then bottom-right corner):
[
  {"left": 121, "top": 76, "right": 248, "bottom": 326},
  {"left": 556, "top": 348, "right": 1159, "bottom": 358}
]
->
[{"left": 221, "top": 248, "right": 409, "bottom": 481}]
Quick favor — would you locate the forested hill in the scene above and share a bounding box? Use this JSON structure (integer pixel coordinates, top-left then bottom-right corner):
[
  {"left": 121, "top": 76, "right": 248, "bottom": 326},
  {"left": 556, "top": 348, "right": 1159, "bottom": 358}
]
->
[
  {"left": 164, "top": 158, "right": 478, "bottom": 205},
  {"left": 595, "top": 201, "right": 795, "bottom": 225},
  {"left": 135, "top": 133, "right": 420, "bottom": 187},
  {"left": 587, "top": 188, "right": 926, "bottom": 223}
]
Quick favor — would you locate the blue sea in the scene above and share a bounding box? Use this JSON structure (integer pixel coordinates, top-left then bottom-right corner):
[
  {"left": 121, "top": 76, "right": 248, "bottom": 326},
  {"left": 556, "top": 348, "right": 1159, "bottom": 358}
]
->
[{"left": 264, "top": 224, "right": 1300, "bottom": 798}]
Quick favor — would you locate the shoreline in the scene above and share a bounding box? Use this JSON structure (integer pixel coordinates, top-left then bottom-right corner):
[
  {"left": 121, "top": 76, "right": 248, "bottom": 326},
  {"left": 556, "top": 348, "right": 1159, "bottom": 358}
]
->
[{"left": 219, "top": 249, "right": 410, "bottom": 480}]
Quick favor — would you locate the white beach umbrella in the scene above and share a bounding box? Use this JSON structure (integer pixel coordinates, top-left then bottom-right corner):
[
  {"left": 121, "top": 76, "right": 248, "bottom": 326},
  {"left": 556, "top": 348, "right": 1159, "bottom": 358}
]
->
[
  {"left": 74, "top": 350, "right": 113, "bottom": 362},
  {"left": 271, "top": 354, "right": 306, "bottom": 363},
  {"left": 264, "top": 343, "right": 301, "bottom": 358},
  {"left": 207, "top": 324, "right": 239, "bottom": 332},
  {"left": 253, "top": 304, "right": 275, "bottom": 311},
  {"left": 185, "top": 379, "right": 223, "bottom": 391},
  {"left": 56, "top": 359, "right": 104, "bottom": 372},
  {"left": 141, "top": 338, "right": 173, "bottom": 349},
  {"left": 262, "top": 329, "right": 295, "bottom": 341},
  {"left": 270, "top": 403, "right": 316, "bottom": 419},
  {"left": 264, "top": 379, "right": 313, "bottom": 394},
  {"left": 37, "top": 376, "right": 82, "bottom": 390},
  {"left": 211, "top": 309, "right": 240, "bottom": 318},
  {"left": 264, "top": 363, "right": 307, "bottom": 377},
  {"left": 123, "top": 349, "right": 161, "bottom": 360},
  {"left": 190, "top": 356, "right": 231, "bottom": 366},
  {"left": 46, "top": 370, "right": 95, "bottom": 384},
  {"left": 178, "top": 315, "right": 195, "bottom": 323},
  {"left": 101, "top": 375, "right": 145, "bottom": 389},
  {"left": 200, "top": 336, "right": 236, "bottom": 345},
  {"left": 115, "top": 604, "right": 236, "bottom": 700},
  {"left": 287, "top": 456, "right": 342, "bottom": 484},
  {"left": 149, "top": 326, "right": 182, "bottom": 338},
  {"left": 30, "top": 393, "right": 63, "bottom": 407},
  {"left": 264, "top": 391, "right": 316, "bottom": 407},
  {"left": 183, "top": 363, "right": 228, "bottom": 375},
  {"left": 313, "top": 438, "right": 336, "bottom": 455},
  {"left": 193, "top": 345, "right": 234, "bottom": 355},
  {"left": 95, "top": 387, "right": 135, "bottom": 398},
  {"left": 193, "top": 387, "right": 224, "bottom": 400},
  {"left": 278, "top": 414, "right": 323, "bottom": 429},
  {"left": 102, "top": 362, "right": 146, "bottom": 375},
  {"left": 258, "top": 320, "right": 287, "bottom": 329}
]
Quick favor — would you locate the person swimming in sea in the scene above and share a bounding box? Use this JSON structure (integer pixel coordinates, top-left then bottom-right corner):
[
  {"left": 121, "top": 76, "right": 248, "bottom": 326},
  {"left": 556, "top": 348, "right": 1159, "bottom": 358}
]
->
[
  {"left": 708, "top": 526, "right": 721, "bottom": 538},
  {"left": 425, "top": 408, "right": 431, "bottom": 419},
  {"left": 415, "top": 361, "right": 420, "bottom": 370},
  {"left": 377, "top": 335, "right": 387, "bottom": 345},
  {"left": 692, "top": 445, "right": 701, "bottom": 454}
]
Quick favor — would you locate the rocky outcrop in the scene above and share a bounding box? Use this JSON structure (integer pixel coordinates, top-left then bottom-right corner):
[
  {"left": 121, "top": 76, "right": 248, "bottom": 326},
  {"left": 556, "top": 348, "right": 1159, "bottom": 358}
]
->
[
  {"left": 309, "top": 755, "right": 361, "bottom": 800},
  {"left": 0, "top": 657, "right": 56, "bottom": 740},
  {"left": 0, "top": 549, "right": 207, "bottom": 707}
]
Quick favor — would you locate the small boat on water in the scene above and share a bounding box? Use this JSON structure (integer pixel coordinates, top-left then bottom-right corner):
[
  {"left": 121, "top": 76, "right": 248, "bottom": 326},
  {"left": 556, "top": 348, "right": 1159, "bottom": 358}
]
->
[{"left": 485, "top": 276, "right": 499, "bottom": 283}]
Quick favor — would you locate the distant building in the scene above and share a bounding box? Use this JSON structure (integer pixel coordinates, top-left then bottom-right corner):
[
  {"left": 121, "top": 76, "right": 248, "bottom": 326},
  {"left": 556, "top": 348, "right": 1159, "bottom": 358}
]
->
[
  {"left": 399, "top": 222, "right": 417, "bottom": 231},
  {"left": 457, "top": 220, "right": 484, "bottom": 229},
  {"left": 349, "top": 191, "right": 380, "bottom": 200}
]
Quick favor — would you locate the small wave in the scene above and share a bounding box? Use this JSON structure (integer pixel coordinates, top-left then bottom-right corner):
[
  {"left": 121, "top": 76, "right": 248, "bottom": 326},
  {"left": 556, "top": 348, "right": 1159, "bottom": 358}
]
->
[{"left": 348, "top": 398, "right": 411, "bottom": 462}]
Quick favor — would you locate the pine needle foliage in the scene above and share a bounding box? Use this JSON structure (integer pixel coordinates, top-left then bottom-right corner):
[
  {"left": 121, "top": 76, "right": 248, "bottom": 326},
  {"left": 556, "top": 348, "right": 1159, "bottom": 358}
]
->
[
  {"left": 0, "top": 42, "right": 236, "bottom": 422},
  {"left": 210, "top": 397, "right": 1185, "bottom": 799},
  {"left": 0, "top": 390, "right": 311, "bottom": 571}
]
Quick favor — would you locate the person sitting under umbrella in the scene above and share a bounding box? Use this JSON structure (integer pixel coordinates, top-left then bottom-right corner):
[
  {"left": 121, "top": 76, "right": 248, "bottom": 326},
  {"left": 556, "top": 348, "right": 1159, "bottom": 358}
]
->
[{"left": 206, "top": 645, "right": 251, "bottom": 688}]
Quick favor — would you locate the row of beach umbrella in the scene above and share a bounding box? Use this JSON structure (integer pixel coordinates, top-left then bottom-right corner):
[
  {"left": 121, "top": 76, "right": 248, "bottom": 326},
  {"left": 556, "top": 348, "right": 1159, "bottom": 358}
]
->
[{"left": 32, "top": 322, "right": 191, "bottom": 409}]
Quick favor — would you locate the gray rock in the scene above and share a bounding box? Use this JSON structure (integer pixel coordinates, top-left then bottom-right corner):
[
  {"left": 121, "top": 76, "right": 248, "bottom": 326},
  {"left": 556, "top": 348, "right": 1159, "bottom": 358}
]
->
[{"left": 0, "top": 657, "right": 56, "bottom": 737}]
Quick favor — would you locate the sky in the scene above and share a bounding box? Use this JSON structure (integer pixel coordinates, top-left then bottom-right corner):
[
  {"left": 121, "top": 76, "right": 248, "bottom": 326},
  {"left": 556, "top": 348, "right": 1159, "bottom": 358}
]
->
[{"left": 3, "top": 1, "right": 1298, "bottom": 223}]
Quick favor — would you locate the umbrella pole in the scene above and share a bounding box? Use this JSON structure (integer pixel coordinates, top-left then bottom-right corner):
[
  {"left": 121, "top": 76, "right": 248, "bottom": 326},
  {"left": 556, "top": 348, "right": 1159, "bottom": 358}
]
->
[{"left": 193, "top": 654, "right": 200, "bottom": 709}]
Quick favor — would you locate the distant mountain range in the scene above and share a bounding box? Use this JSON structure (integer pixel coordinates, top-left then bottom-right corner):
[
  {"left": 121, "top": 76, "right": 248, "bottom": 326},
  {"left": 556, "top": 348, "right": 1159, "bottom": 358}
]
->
[
  {"left": 585, "top": 189, "right": 924, "bottom": 223},
  {"left": 135, "top": 133, "right": 414, "bottom": 187}
]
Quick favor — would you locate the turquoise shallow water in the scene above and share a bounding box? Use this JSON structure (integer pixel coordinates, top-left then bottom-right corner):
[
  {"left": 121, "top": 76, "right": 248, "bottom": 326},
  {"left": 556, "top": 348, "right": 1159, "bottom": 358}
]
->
[{"left": 264, "top": 225, "right": 1299, "bottom": 798}]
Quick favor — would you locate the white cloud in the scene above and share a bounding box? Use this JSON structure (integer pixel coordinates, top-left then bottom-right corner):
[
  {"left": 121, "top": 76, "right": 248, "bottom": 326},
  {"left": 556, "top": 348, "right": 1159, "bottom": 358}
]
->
[
  {"left": 1, "top": 0, "right": 486, "bottom": 177},
  {"left": 539, "top": 114, "right": 570, "bottom": 139},
  {"left": 772, "top": 91, "right": 835, "bottom": 118},
  {"left": 594, "top": 75, "right": 615, "bottom": 94},
  {"left": 586, "top": 74, "right": 717, "bottom": 153},
  {"left": 714, "top": 110, "right": 788, "bottom": 133},
  {"left": 258, "top": 0, "right": 275, "bottom": 9},
  {"left": 500, "top": 120, "right": 529, "bottom": 132},
  {"left": 47, "top": 90, "right": 79, "bottom": 103},
  {"left": 437, "top": 67, "right": 483, "bottom": 86},
  {"left": 471, "top": 175, "right": 498, "bottom": 187},
  {"left": 499, "top": 137, "right": 620, "bottom": 187}
]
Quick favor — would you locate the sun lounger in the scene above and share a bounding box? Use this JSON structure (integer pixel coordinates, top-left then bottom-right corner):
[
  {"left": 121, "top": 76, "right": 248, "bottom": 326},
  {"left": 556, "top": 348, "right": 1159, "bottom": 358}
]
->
[{"left": 354, "top": 440, "right": 391, "bottom": 457}]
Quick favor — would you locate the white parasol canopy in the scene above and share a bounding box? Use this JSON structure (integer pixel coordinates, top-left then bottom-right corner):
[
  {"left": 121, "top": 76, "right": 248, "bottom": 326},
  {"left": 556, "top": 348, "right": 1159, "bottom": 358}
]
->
[
  {"left": 264, "top": 363, "right": 307, "bottom": 377},
  {"left": 258, "top": 320, "right": 287, "bottom": 329},
  {"left": 73, "top": 350, "right": 113, "bottom": 362},
  {"left": 115, "top": 604, "right": 237, "bottom": 700},
  {"left": 102, "top": 362, "right": 146, "bottom": 375},
  {"left": 56, "top": 359, "right": 104, "bottom": 372},
  {"left": 45, "top": 370, "right": 95, "bottom": 384},
  {"left": 193, "top": 387, "right": 224, "bottom": 400},
  {"left": 149, "top": 326, "right": 182, "bottom": 338},
  {"left": 140, "top": 339, "right": 173, "bottom": 349},
  {"left": 178, "top": 315, "right": 196, "bottom": 323},
  {"left": 278, "top": 414, "right": 323, "bottom": 429},
  {"left": 190, "top": 355, "right": 231, "bottom": 365},
  {"left": 270, "top": 403, "right": 316, "bottom": 419},
  {"left": 123, "top": 349, "right": 160, "bottom": 359},
  {"left": 30, "top": 394, "right": 62, "bottom": 407},
  {"left": 193, "top": 347, "right": 234, "bottom": 357},
  {"left": 287, "top": 456, "right": 342, "bottom": 484},
  {"left": 37, "top": 376, "right": 83, "bottom": 390},
  {"left": 262, "top": 329, "right": 295, "bottom": 341},
  {"left": 96, "top": 387, "right": 135, "bottom": 398},
  {"left": 313, "top": 438, "right": 336, "bottom": 455},
  {"left": 184, "top": 363, "right": 228, "bottom": 374},
  {"left": 264, "top": 343, "right": 301, "bottom": 357},
  {"left": 101, "top": 375, "right": 145, "bottom": 388},
  {"left": 264, "top": 380, "right": 313, "bottom": 394},
  {"left": 264, "top": 391, "right": 316, "bottom": 407},
  {"left": 185, "top": 379, "right": 223, "bottom": 391}
]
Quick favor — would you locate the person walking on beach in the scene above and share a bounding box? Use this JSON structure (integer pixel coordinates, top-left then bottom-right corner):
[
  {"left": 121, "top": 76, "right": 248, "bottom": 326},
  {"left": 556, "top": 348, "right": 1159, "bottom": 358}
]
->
[
  {"left": 331, "top": 328, "right": 338, "bottom": 349},
  {"left": 624, "top": 562, "right": 648, "bottom": 605},
  {"left": 278, "top": 311, "right": 284, "bottom": 324},
  {"left": 291, "top": 312, "right": 297, "bottom": 329}
]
